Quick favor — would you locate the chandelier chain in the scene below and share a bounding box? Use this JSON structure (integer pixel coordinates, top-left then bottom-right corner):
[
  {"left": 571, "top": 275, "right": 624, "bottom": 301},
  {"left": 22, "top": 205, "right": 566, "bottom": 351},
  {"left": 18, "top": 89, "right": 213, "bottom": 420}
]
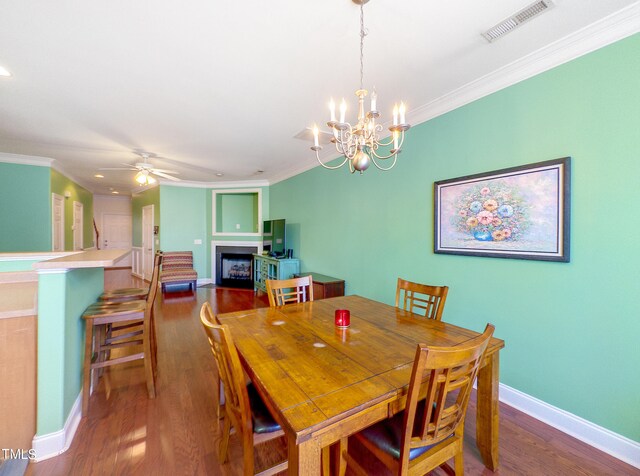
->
[{"left": 359, "top": 1, "right": 365, "bottom": 91}]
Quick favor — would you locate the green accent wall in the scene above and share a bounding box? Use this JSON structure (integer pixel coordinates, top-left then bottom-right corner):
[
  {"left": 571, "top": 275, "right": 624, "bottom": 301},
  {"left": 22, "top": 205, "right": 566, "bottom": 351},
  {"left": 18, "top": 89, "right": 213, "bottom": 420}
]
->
[
  {"left": 50, "top": 169, "right": 94, "bottom": 250},
  {"left": 131, "top": 186, "right": 160, "bottom": 248},
  {"left": 160, "top": 185, "right": 208, "bottom": 278},
  {"left": 216, "top": 193, "right": 259, "bottom": 233},
  {"left": 269, "top": 35, "right": 640, "bottom": 441},
  {"left": 0, "top": 162, "right": 51, "bottom": 251}
]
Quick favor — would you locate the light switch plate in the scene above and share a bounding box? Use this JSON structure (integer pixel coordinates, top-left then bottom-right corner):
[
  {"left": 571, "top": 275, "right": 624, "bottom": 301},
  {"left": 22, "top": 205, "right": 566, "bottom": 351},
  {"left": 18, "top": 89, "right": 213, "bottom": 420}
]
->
[{"left": 194, "top": 239, "right": 202, "bottom": 245}]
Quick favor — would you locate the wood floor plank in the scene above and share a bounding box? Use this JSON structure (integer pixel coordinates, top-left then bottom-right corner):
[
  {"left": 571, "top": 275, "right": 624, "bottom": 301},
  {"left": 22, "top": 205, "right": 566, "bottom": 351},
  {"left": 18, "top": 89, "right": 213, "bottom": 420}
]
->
[{"left": 25, "top": 269, "right": 639, "bottom": 476}]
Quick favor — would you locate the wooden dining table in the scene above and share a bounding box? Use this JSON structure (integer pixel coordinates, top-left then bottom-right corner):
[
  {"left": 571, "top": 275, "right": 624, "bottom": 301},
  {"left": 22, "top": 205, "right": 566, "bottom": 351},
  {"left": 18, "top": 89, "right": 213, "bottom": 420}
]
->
[{"left": 217, "top": 295, "right": 505, "bottom": 475}]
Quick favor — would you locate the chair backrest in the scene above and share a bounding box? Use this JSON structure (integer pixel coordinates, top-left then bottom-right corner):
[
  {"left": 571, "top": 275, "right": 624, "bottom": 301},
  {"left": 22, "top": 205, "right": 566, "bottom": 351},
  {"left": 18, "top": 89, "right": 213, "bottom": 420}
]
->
[
  {"left": 200, "top": 303, "right": 252, "bottom": 435},
  {"left": 162, "top": 251, "right": 194, "bottom": 269},
  {"left": 399, "top": 324, "right": 495, "bottom": 471},
  {"left": 266, "top": 276, "right": 314, "bottom": 307},
  {"left": 395, "top": 278, "right": 449, "bottom": 321}
]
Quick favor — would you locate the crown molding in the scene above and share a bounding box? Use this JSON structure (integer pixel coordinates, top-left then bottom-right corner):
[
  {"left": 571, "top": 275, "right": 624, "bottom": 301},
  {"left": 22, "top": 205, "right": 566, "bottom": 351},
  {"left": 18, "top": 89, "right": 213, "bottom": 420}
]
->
[
  {"left": 0, "top": 152, "right": 54, "bottom": 167},
  {"left": 408, "top": 2, "right": 640, "bottom": 128}
]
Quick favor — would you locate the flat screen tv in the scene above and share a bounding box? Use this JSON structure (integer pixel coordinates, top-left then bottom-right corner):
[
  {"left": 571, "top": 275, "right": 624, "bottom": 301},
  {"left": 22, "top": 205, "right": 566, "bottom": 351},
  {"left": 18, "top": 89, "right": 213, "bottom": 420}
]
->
[{"left": 263, "top": 219, "right": 286, "bottom": 256}]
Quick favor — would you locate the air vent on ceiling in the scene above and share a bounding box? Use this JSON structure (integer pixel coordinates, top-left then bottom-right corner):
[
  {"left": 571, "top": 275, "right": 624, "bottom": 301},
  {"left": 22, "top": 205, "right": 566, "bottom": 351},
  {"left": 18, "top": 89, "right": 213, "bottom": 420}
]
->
[
  {"left": 294, "top": 127, "right": 333, "bottom": 145},
  {"left": 482, "top": 0, "right": 555, "bottom": 43}
]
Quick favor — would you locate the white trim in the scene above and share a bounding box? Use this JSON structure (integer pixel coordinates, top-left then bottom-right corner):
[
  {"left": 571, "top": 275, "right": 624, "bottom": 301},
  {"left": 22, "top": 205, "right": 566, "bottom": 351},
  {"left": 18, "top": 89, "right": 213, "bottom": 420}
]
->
[
  {"left": 31, "top": 391, "right": 82, "bottom": 462},
  {"left": 211, "top": 240, "right": 263, "bottom": 286},
  {"left": 36, "top": 268, "right": 71, "bottom": 275},
  {"left": 197, "top": 278, "right": 214, "bottom": 286},
  {"left": 499, "top": 383, "right": 640, "bottom": 469},
  {"left": 212, "top": 188, "right": 262, "bottom": 237},
  {"left": 131, "top": 246, "right": 143, "bottom": 278},
  {"left": 0, "top": 152, "right": 54, "bottom": 167}
]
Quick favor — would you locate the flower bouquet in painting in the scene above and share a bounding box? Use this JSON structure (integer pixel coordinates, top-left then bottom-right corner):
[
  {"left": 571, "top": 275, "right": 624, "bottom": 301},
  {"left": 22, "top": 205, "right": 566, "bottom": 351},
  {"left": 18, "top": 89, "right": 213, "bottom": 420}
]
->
[{"left": 454, "top": 183, "right": 529, "bottom": 242}]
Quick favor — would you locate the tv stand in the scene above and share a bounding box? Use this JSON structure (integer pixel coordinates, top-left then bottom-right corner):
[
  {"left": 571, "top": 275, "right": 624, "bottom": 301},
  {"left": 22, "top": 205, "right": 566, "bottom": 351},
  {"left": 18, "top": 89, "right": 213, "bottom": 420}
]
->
[{"left": 253, "top": 254, "right": 300, "bottom": 293}]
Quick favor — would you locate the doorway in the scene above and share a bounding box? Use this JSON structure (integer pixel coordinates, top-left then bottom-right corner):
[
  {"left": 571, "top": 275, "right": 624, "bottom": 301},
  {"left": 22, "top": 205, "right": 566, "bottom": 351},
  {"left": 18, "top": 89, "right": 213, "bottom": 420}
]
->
[
  {"left": 52, "top": 193, "right": 64, "bottom": 251},
  {"left": 142, "top": 205, "right": 154, "bottom": 281},
  {"left": 73, "top": 201, "right": 83, "bottom": 250},
  {"left": 103, "top": 213, "right": 132, "bottom": 266}
]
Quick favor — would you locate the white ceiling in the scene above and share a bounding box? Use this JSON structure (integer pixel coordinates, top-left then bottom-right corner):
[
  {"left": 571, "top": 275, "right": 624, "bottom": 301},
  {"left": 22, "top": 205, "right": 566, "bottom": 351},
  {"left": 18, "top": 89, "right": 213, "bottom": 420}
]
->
[{"left": 1, "top": 0, "right": 638, "bottom": 195}]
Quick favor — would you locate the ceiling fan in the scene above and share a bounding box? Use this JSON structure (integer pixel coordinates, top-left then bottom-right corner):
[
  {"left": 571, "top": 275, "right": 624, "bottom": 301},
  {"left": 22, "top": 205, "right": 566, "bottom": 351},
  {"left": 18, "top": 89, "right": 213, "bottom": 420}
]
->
[{"left": 99, "top": 153, "right": 181, "bottom": 183}]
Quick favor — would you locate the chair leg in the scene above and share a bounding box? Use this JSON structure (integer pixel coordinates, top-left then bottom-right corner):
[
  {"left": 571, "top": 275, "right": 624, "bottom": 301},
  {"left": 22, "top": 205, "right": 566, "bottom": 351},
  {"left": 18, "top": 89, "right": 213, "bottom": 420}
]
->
[
  {"left": 143, "top": 320, "right": 156, "bottom": 399},
  {"left": 242, "top": 431, "right": 254, "bottom": 476},
  {"left": 82, "top": 319, "right": 94, "bottom": 416},
  {"left": 454, "top": 449, "right": 464, "bottom": 475},
  {"left": 219, "top": 416, "right": 231, "bottom": 463}
]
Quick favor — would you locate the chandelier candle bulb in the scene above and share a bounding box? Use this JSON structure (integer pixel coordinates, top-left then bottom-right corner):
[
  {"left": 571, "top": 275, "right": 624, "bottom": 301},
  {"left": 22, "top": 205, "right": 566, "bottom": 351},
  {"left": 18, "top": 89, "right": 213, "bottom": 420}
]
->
[
  {"left": 399, "top": 102, "right": 406, "bottom": 124},
  {"left": 339, "top": 99, "right": 347, "bottom": 123},
  {"left": 329, "top": 99, "right": 336, "bottom": 122},
  {"left": 393, "top": 131, "right": 399, "bottom": 151},
  {"left": 312, "top": 125, "right": 319, "bottom": 147},
  {"left": 371, "top": 89, "right": 377, "bottom": 112}
]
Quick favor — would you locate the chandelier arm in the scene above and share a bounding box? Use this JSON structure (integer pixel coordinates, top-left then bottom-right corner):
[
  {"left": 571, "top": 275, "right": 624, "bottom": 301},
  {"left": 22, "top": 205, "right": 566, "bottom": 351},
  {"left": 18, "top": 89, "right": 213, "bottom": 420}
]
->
[
  {"left": 314, "top": 149, "right": 351, "bottom": 170},
  {"left": 370, "top": 153, "right": 399, "bottom": 171}
]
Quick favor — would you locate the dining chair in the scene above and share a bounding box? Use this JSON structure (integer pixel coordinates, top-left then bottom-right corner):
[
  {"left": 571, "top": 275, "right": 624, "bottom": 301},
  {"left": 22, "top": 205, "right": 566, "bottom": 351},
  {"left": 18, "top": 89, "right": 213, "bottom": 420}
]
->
[
  {"left": 80, "top": 253, "right": 162, "bottom": 415},
  {"left": 97, "top": 251, "right": 163, "bottom": 303},
  {"left": 266, "top": 275, "right": 314, "bottom": 307},
  {"left": 395, "top": 278, "right": 449, "bottom": 321},
  {"left": 200, "top": 303, "right": 288, "bottom": 476},
  {"left": 344, "top": 324, "right": 495, "bottom": 476}
]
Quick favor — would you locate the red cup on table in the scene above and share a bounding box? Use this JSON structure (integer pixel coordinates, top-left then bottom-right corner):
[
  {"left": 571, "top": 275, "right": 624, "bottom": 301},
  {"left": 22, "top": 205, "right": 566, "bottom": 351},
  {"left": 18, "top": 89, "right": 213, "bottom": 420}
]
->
[{"left": 335, "top": 309, "right": 350, "bottom": 328}]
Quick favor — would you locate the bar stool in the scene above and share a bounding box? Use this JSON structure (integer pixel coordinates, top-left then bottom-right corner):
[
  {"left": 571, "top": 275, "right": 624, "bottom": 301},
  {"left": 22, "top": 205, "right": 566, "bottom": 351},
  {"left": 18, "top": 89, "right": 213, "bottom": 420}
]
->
[
  {"left": 81, "top": 253, "right": 161, "bottom": 415},
  {"left": 97, "top": 250, "right": 162, "bottom": 303}
]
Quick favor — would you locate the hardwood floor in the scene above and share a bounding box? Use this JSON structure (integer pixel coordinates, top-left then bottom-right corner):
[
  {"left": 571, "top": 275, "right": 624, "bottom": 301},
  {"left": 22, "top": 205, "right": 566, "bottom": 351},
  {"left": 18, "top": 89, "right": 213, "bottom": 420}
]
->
[{"left": 26, "top": 269, "right": 639, "bottom": 476}]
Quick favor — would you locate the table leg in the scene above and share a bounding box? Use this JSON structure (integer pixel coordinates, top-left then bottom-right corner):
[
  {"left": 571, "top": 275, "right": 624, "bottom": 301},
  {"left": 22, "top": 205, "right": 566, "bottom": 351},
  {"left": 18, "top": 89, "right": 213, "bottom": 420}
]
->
[
  {"left": 331, "top": 438, "right": 347, "bottom": 476},
  {"left": 476, "top": 351, "right": 500, "bottom": 471},
  {"left": 288, "top": 433, "right": 321, "bottom": 476}
]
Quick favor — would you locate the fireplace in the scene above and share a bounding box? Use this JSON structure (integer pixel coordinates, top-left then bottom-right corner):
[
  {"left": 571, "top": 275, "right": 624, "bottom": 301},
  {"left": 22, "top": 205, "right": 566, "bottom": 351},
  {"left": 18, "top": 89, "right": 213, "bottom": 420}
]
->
[{"left": 215, "top": 245, "right": 258, "bottom": 289}]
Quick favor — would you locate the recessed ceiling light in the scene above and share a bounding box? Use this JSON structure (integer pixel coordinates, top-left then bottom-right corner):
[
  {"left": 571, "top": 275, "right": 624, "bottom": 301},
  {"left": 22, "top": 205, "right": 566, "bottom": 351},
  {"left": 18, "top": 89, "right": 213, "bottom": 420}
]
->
[
  {"left": 111, "top": 190, "right": 119, "bottom": 194},
  {"left": 0, "top": 65, "right": 11, "bottom": 77},
  {"left": 94, "top": 174, "right": 104, "bottom": 178},
  {"left": 215, "top": 173, "right": 224, "bottom": 177}
]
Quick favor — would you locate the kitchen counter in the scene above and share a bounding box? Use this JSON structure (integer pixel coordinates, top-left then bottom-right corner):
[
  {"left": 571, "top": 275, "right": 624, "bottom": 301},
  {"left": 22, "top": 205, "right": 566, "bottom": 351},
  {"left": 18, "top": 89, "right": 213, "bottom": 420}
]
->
[{"left": 32, "top": 249, "right": 130, "bottom": 270}]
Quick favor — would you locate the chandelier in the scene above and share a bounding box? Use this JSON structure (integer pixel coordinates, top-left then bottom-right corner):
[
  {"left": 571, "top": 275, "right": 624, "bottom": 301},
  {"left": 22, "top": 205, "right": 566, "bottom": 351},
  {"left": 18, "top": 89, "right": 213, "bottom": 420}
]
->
[{"left": 311, "top": 0, "right": 410, "bottom": 174}]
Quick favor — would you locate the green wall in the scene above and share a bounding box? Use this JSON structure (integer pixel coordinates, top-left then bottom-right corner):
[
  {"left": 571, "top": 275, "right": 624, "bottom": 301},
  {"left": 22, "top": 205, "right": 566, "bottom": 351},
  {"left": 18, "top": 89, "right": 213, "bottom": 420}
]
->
[
  {"left": 37, "top": 267, "right": 104, "bottom": 434},
  {"left": 0, "top": 162, "right": 51, "bottom": 251},
  {"left": 269, "top": 35, "right": 640, "bottom": 441},
  {"left": 131, "top": 186, "right": 160, "bottom": 248},
  {"left": 160, "top": 185, "right": 208, "bottom": 278},
  {"left": 50, "top": 169, "right": 94, "bottom": 250}
]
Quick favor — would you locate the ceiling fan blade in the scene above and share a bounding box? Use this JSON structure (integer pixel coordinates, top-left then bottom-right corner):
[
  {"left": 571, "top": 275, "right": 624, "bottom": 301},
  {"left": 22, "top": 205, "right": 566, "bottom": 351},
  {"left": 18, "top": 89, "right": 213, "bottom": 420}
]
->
[
  {"left": 152, "top": 170, "right": 181, "bottom": 181},
  {"left": 150, "top": 168, "right": 179, "bottom": 174},
  {"left": 98, "top": 167, "right": 135, "bottom": 171}
]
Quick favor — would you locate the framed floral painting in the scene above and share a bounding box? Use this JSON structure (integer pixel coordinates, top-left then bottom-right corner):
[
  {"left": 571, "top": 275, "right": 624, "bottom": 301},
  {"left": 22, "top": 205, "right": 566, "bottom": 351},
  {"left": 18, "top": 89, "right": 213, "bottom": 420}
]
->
[{"left": 434, "top": 157, "right": 570, "bottom": 262}]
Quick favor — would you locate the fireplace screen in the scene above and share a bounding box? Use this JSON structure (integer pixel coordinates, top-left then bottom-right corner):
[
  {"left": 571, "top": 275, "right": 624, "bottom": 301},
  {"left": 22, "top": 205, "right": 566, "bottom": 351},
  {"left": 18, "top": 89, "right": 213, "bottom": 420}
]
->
[{"left": 220, "top": 253, "right": 253, "bottom": 288}]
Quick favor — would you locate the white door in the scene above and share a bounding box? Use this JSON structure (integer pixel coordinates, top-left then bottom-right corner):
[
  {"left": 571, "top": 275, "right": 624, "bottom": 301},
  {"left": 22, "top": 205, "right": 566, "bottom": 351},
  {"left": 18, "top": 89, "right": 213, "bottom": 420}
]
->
[
  {"left": 73, "top": 201, "right": 83, "bottom": 250},
  {"left": 142, "top": 205, "right": 154, "bottom": 281},
  {"left": 103, "top": 213, "right": 132, "bottom": 266},
  {"left": 52, "top": 193, "right": 64, "bottom": 251}
]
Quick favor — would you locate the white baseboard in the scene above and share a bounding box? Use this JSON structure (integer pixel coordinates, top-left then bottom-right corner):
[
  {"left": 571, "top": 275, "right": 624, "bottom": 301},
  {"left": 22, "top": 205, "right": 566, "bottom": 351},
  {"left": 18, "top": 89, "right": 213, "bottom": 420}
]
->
[
  {"left": 197, "top": 278, "right": 213, "bottom": 286},
  {"left": 499, "top": 383, "right": 640, "bottom": 469},
  {"left": 31, "top": 392, "right": 82, "bottom": 462}
]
